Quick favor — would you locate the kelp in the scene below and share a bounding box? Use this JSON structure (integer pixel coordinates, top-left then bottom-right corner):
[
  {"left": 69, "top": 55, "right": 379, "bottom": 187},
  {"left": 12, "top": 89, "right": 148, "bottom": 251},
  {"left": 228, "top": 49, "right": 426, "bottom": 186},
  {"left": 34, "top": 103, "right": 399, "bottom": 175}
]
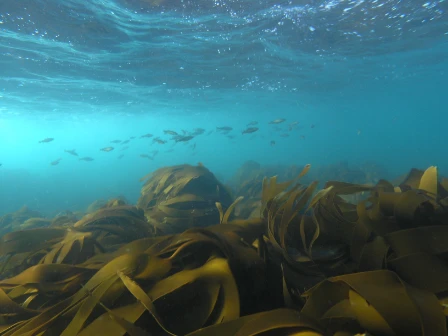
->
[
  {"left": 264, "top": 165, "right": 448, "bottom": 335},
  {"left": 0, "top": 207, "right": 43, "bottom": 237},
  {"left": 0, "top": 218, "right": 267, "bottom": 335},
  {"left": 186, "top": 308, "right": 324, "bottom": 336},
  {"left": 0, "top": 164, "right": 447, "bottom": 335},
  {"left": 231, "top": 179, "right": 264, "bottom": 219},
  {"left": 301, "top": 270, "right": 445, "bottom": 335},
  {"left": 137, "top": 164, "right": 233, "bottom": 234},
  {"left": 19, "top": 218, "right": 52, "bottom": 230},
  {"left": 50, "top": 211, "right": 79, "bottom": 227},
  {"left": 0, "top": 228, "right": 104, "bottom": 280},
  {"left": 74, "top": 205, "right": 154, "bottom": 250}
]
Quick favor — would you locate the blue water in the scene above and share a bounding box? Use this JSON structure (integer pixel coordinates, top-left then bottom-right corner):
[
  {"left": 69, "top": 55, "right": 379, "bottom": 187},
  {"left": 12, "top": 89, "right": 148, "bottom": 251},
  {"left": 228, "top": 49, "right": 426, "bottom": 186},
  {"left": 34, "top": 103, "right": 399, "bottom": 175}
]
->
[{"left": 0, "top": 0, "right": 447, "bottom": 215}]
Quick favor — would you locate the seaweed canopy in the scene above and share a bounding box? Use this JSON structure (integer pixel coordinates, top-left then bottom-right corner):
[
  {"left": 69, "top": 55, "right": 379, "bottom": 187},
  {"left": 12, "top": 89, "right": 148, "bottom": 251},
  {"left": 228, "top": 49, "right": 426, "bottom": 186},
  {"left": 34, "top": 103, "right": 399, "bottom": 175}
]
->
[
  {"left": 227, "top": 161, "right": 310, "bottom": 220},
  {"left": 229, "top": 178, "right": 264, "bottom": 219},
  {"left": 74, "top": 205, "right": 153, "bottom": 250},
  {"left": 0, "top": 206, "right": 43, "bottom": 236},
  {"left": 0, "top": 164, "right": 448, "bottom": 335},
  {"left": 0, "top": 209, "right": 273, "bottom": 335},
  {"left": 137, "top": 163, "right": 233, "bottom": 234},
  {"left": 261, "top": 165, "right": 448, "bottom": 336}
]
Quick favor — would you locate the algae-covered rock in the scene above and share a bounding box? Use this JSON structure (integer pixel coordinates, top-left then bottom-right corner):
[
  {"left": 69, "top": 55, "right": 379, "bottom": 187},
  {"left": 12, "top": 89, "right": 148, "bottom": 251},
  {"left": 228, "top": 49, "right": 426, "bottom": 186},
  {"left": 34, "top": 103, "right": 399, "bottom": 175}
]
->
[{"left": 137, "top": 164, "right": 233, "bottom": 234}]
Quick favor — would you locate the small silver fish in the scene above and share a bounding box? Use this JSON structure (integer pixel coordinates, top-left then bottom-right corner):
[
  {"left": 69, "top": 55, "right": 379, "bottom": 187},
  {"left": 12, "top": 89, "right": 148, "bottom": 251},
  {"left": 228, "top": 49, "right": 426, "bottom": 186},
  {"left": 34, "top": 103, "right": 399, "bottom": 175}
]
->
[
  {"left": 64, "top": 149, "right": 78, "bottom": 156},
  {"left": 50, "top": 158, "right": 61, "bottom": 165},
  {"left": 153, "top": 138, "right": 167, "bottom": 144},
  {"left": 39, "top": 138, "right": 54, "bottom": 143},
  {"left": 174, "top": 135, "right": 194, "bottom": 143},
  {"left": 100, "top": 147, "right": 114, "bottom": 152},
  {"left": 216, "top": 126, "right": 233, "bottom": 131},
  {"left": 192, "top": 128, "right": 205, "bottom": 135},
  {"left": 269, "top": 119, "right": 286, "bottom": 124},
  {"left": 242, "top": 127, "right": 259, "bottom": 134}
]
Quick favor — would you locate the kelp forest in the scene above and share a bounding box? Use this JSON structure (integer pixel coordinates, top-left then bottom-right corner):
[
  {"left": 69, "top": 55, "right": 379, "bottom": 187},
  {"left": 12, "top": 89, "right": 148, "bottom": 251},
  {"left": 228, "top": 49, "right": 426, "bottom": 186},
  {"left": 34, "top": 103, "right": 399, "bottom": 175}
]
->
[{"left": 0, "top": 162, "right": 446, "bottom": 336}]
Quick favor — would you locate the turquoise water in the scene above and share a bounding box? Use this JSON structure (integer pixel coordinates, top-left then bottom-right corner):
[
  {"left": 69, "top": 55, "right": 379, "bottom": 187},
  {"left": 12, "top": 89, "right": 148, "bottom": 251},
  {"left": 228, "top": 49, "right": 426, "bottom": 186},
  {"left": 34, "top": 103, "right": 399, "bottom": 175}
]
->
[{"left": 0, "top": 0, "right": 447, "bottom": 214}]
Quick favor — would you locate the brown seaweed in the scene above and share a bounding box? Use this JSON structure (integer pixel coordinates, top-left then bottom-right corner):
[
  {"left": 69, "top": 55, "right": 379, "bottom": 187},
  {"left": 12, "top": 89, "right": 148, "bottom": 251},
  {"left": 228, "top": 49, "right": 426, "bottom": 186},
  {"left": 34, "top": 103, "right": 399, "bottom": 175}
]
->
[
  {"left": 137, "top": 164, "right": 233, "bottom": 234},
  {"left": 0, "top": 164, "right": 447, "bottom": 335}
]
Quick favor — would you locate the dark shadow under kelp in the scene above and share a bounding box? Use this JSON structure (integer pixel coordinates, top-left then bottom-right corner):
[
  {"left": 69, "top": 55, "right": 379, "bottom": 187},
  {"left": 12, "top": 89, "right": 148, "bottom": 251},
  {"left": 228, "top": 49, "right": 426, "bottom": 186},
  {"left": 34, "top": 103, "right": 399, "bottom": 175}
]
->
[{"left": 0, "top": 163, "right": 447, "bottom": 335}]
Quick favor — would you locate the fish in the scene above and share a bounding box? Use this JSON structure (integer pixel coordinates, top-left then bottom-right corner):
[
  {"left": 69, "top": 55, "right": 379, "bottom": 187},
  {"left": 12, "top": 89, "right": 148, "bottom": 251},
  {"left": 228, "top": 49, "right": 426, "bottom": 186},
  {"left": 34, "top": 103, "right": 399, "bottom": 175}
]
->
[
  {"left": 121, "top": 146, "right": 129, "bottom": 151},
  {"left": 191, "top": 143, "right": 196, "bottom": 150},
  {"left": 79, "top": 157, "right": 94, "bottom": 161},
  {"left": 111, "top": 140, "right": 122, "bottom": 144},
  {"left": 64, "top": 149, "right": 78, "bottom": 156},
  {"left": 39, "top": 138, "right": 54, "bottom": 143},
  {"left": 288, "top": 121, "right": 300, "bottom": 131},
  {"left": 140, "top": 154, "right": 154, "bottom": 160},
  {"left": 0, "top": 163, "right": 2, "bottom": 167},
  {"left": 140, "top": 133, "right": 153, "bottom": 138},
  {"left": 163, "top": 130, "right": 178, "bottom": 136},
  {"left": 174, "top": 135, "right": 194, "bottom": 143},
  {"left": 100, "top": 147, "right": 114, "bottom": 152},
  {"left": 300, "top": 135, "right": 305, "bottom": 139},
  {"left": 192, "top": 128, "right": 205, "bottom": 135},
  {"left": 269, "top": 119, "right": 286, "bottom": 124},
  {"left": 216, "top": 126, "right": 233, "bottom": 131},
  {"left": 121, "top": 140, "right": 130, "bottom": 145},
  {"left": 51, "top": 158, "right": 61, "bottom": 166},
  {"left": 357, "top": 130, "right": 361, "bottom": 136},
  {"left": 311, "top": 124, "right": 315, "bottom": 128},
  {"left": 242, "top": 127, "right": 259, "bottom": 134},
  {"left": 118, "top": 154, "right": 124, "bottom": 159},
  {"left": 247, "top": 121, "right": 258, "bottom": 126},
  {"left": 130, "top": 136, "right": 136, "bottom": 139},
  {"left": 280, "top": 133, "right": 289, "bottom": 138},
  {"left": 270, "top": 140, "right": 276, "bottom": 146},
  {"left": 153, "top": 138, "right": 167, "bottom": 144},
  {"left": 206, "top": 130, "right": 214, "bottom": 135}
]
